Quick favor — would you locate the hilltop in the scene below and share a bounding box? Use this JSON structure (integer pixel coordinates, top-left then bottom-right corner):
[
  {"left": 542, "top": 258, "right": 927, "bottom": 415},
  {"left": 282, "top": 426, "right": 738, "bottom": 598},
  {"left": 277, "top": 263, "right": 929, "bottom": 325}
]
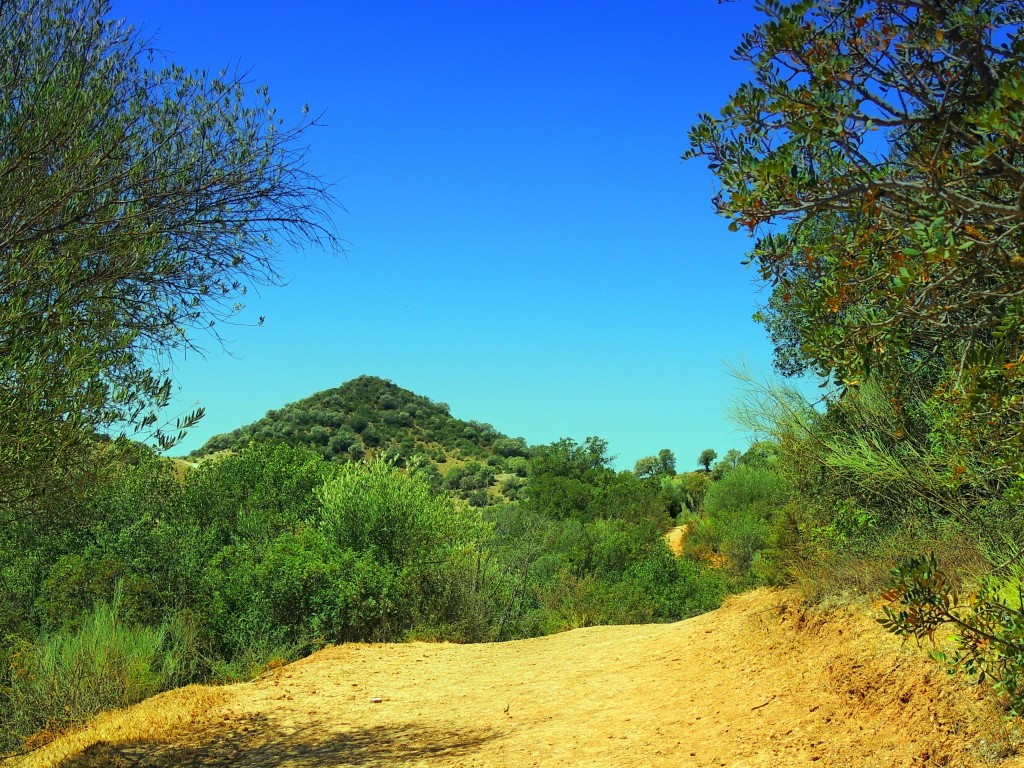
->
[
  {"left": 15, "top": 589, "right": 1023, "bottom": 768},
  {"left": 188, "top": 375, "right": 533, "bottom": 504}
]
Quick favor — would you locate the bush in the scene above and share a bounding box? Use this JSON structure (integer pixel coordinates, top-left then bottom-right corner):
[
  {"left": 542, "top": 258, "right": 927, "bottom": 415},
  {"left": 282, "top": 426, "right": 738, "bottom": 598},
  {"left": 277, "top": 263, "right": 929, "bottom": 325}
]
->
[
  {"left": 317, "top": 459, "right": 480, "bottom": 636},
  {"left": 881, "top": 552, "right": 1024, "bottom": 714},
  {"left": 0, "top": 589, "right": 191, "bottom": 752},
  {"left": 184, "top": 442, "right": 335, "bottom": 547},
  {"left": 493, "top": 437, "right": 530, "bottom": 458},
  {"left": 695, "top": 464, "right": 791, "bottom": 581}
]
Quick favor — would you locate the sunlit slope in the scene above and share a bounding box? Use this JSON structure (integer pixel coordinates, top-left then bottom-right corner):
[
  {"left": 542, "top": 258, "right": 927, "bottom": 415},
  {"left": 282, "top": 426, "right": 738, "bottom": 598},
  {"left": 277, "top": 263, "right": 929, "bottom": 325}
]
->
[
  {"left": 13, "top": 589, "right": 1022, "bottom": 768},
  {"left": 188, "top": 375, "right": 520, "bottom": 466}
]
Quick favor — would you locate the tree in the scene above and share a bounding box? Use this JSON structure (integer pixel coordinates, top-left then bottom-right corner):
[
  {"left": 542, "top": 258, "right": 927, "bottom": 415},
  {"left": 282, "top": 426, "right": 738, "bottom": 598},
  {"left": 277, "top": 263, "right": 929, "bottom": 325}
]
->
[
  {"left": 698, "top": 449, "right": 718, "bottom": 473},
  {"left": 524, "top": 437, "right": 616, "bottom": 520},
  {"left": 687, "top": 0, "right": 1024, "bottom": 466},
  {"left": 634, "top": 456, "right": 660, "bottom": 479},
  {"left": 493, "top": 437, "right": 530, "bottom": 458},
  {"left": 634, "top": 448, "right": 677, "bottom": 479},
  {"left": 657, "top": 449, "right": 677, "bottom": 476},
  {"left": 712, "top": 448, "right": 743, "bottom": 480},
  {"left": 1, "top": 0, "right": 337, "bottom": 517}
]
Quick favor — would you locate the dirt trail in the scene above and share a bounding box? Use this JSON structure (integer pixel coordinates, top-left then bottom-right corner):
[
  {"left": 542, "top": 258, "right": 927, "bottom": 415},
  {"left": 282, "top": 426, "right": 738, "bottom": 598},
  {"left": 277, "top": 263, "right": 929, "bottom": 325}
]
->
[
  {"left": 665, "top": 525, "right": 686, "bottom": 556},
  {"left": 13, "top": 589, "right": 1024, "bottom": 768}
]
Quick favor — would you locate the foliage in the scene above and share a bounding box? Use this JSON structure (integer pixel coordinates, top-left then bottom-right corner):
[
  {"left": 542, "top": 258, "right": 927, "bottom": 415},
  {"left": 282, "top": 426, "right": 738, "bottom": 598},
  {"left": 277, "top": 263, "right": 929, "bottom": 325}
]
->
[
  {"left": 698, "top": 449, "right": 717, "bottom": 472},
  {"left": 0, "top": 588, "right": 193, "bottom": 751},
  {"left": 1, "top": 419, "right": 737, "bottom": 754},
  {"left": 0, "top": 0, "right": 336, "bottom": 520},
  {"left": 521, "top": 436, "right": 674, "bottom": 524},
  {"left": 190, "top": 376, "right": 528, "bottom": 503},
  {"left": 482, "top": 500, "right": 727, "bottom": 639},
  {"left": 660, "top": 472, "right": 712, "bottom": 518},
  {"left": 523, "top": 437, "right": 616, "bottom": 520},
  {"left": 881, "top": 553, "right": 1024, "bottom": 714},
  {"left": 686, "top": 463, "right": 792, "bottom": 581},
  {"left": 729, "top": 371, "right": 999, "bottom": 542},
  {"left": 318, "top": 459, "right": 467, "bottom": 574},
  {"left": 688, "top": 0, "right": 1024, "bottom": 467},
  {"left": 634, "top": 449, "right": 677, "bottom": 479},
  {"left": 493, "top": 437, "right": 530, "bottom": 458},
  {"left": 711, "top": 448, "right": 742, "bottom": 480}
]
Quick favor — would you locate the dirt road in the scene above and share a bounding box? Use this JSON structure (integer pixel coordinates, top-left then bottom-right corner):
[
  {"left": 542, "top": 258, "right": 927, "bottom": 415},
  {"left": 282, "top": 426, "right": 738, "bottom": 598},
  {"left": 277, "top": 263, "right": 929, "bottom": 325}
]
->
[
  {"left": 665, "top": 525, "right": 686, "bottom": 556},
  {"left": 14, "top": 590, "right": 1023, "bottom": 768}
]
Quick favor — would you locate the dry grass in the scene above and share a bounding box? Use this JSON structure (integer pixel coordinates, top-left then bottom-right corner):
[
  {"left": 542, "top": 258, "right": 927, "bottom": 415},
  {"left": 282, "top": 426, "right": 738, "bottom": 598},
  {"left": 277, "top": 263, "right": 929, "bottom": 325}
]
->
[
  {"left": 3, "top": 685, "right": 226, "bottom": 768},
  {"left": 787, "top": 529, "right": 990, "bottom": 602}
]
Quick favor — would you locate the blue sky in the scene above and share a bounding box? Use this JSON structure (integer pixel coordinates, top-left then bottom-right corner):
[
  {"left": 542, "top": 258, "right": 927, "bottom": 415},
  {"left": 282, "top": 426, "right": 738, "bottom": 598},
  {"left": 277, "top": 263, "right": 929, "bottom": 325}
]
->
[{"left": 113, "top": 0, "right": 783, "bottom": 471}]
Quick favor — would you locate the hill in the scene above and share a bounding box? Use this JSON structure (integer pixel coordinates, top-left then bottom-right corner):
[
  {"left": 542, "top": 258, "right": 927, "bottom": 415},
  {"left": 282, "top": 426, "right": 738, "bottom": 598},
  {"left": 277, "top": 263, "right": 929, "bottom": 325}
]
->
[
  {"left": 188, "top": 375, "right": 532, "bottom": 504},
  {"left": 14, "top": 588, "right": 1023, "bottom": 768}
]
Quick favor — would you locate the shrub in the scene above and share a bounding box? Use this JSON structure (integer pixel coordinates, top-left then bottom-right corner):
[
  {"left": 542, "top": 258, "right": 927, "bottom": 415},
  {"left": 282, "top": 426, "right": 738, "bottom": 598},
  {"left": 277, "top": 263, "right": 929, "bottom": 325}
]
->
[
  {"left": 493, "top": 437, "right": 530, "bottom": 458},
  {"left": 697, "top": 464, "right": 791, "bottom": 580},
  {"left": 317, "top": 459, "right": 480, "bottom": 635},
  {"left": 184, "top": 442, "right": 334, "bottom": 547},
  {"left": 880, "top": 552, "right": 1024, "bottom": 714},
  {"left": 0, "top": 589, "right": 190, "bottom": 752}
]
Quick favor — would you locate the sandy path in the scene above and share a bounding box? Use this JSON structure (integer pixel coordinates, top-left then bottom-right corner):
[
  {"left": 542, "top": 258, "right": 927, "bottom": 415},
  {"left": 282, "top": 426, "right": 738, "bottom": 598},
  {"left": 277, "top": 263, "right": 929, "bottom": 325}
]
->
[
  {"left": 16, "top": 589, "right": 1024, "bottom": 768},
  {"left": 665, "top": 525, "right": 686, "bottom": 556}
]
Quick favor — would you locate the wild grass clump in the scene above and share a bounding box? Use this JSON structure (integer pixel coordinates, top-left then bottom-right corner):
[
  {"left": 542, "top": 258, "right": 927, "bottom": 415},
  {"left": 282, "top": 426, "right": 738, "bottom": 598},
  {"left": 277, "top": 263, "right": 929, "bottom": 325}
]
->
[
  {"left": 724, "top": 372, "right": 991, "bottom": 592},
  {"left": 0, "top": 588, "right": 189, "bottom": 753}
]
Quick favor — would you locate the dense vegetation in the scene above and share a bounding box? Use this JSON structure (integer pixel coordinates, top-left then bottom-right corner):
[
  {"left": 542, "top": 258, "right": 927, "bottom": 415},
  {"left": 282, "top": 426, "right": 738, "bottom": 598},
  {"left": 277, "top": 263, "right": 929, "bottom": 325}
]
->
[
  {"left": 7, "top": 0, "right": 1024, "bottom": 754},
  {"left": 0, "top": 0, "right": 336, "bottom": 533},
  {"left": 0, "top": 434, "right": 738, "bottom": 752},
  {"left": 0, "top": 11, "right": 681, "bottom": 746},
  {"left": 689, "top": 0, "right": 1024, "bottom": 714},
  {"left": 189, "top": 375, "right": 531, "bottom": 506}
]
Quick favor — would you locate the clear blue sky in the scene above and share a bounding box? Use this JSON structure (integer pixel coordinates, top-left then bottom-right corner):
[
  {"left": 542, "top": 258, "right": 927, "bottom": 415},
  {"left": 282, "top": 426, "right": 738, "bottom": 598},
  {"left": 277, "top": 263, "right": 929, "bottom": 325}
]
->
[{"left": 113, "top": 0, "right": 782, "bottom": 471}]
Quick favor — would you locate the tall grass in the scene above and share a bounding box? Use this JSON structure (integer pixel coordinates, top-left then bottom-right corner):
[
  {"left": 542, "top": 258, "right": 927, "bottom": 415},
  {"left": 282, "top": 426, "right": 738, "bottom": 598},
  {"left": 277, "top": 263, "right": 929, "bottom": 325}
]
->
[
  {"left": 725, "top": 369, "right": 991, "bottom": 596},
  {"left": 0, "top": 588, "right": 189, "bottom": 752},
  {"left": 728, "top": 372, "right": 987, "bottom": 529}
]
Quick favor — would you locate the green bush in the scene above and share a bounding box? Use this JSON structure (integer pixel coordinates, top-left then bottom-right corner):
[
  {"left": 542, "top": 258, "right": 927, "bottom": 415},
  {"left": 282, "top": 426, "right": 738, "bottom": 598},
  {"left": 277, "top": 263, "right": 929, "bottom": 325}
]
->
[
  {"left": 0, "top": 589, "right": 191, "bottom": 752},
  {"left": 318, "top": 459, "right": 480, "bottom": 636},
  {"left": 696, "top": 464, "right": 790, "bottom": 581},
  {"left": 2, "top": 437, "right": 739, "bottom": 754},
  {"left": 880, "top": 552, "right": 1024, "bottom": 714},
  {"left": 184, "top": 442, "right": 335, "bottom": 547}
]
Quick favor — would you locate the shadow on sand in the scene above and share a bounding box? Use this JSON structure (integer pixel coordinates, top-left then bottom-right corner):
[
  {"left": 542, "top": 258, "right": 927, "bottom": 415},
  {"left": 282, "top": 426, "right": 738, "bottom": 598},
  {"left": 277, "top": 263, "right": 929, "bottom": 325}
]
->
[{"left": 57, "top": 714, "right": 503, "bottom": 768}]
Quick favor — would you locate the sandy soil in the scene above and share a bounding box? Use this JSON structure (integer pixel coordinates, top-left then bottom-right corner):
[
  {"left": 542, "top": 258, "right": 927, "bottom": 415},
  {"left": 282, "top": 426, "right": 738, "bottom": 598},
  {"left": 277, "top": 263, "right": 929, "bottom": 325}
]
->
[
  {"left": 665, "top": 525, "right": 686, "bottom": 556},
  {"left": 12, "top": 589, "right": 1024, "bottom": 768}
]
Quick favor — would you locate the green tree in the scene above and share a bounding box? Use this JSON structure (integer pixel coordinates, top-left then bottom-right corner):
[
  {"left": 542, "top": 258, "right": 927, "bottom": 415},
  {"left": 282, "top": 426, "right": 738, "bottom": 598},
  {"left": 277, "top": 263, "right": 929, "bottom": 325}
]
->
[
  {"left": 634, "top": 456, "right": 660, "bottom": 479},
  {"left": 634, "top": 449, "right": 677, "bottom": 479},
  {"left": 493, "top": 437, "right": 530, "bottom": 458},
  {"left": 712, "top": 448, "right": 742, "bottom": 480},
  {"left": 1, "top": 0, "right": 337, "bottom": 519},
  {"left": 669, "top": 472, "right": 712, "bottom": 515},
  {"left": 687, "top": 0, "right": 1024, "bottom": 467},
  {"left": 698, "top": 449, "right": 718, "bottom": 473},
  {"left": 658, "top": 449, "right": 677, "bottom": 476},
  {"left": 525, "top": 437, "right": 616, "bottom": 521}
]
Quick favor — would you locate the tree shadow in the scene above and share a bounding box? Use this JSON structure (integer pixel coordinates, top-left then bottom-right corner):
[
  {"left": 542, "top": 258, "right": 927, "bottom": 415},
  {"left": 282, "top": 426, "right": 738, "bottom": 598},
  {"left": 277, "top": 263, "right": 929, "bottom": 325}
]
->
[{"left": 57, "top": 714, "right": 504, "bottom": 768}]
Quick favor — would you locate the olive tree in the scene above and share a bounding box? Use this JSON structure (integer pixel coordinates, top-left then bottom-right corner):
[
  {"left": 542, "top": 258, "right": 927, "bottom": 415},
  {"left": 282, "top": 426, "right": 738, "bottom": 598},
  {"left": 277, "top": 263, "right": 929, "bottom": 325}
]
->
[
  {"left": 698, "top": 449, "right": 718, "bottom": 473},
  {"left": 0, "top": 0, "right": 338, "bottom": 517}
]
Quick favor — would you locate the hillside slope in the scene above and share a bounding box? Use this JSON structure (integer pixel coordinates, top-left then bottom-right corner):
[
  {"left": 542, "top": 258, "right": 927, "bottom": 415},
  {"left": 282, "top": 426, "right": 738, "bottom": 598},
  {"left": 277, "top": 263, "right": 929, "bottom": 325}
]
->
[
  {"left": 187, "top": 375, "right": 532, "bottom": 504},
  {"left": 12, "top": 589, "right": 1023, "bottom": 768},
  {"left": 189, "top": 375, "right": 526, "bottom": 465}
]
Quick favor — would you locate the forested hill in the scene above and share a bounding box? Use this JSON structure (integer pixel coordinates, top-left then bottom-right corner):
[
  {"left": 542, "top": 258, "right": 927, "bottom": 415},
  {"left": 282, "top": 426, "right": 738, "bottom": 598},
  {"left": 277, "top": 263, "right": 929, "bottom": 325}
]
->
[{"left": 187, "top": 376, "right": 531, "bottom": 500}]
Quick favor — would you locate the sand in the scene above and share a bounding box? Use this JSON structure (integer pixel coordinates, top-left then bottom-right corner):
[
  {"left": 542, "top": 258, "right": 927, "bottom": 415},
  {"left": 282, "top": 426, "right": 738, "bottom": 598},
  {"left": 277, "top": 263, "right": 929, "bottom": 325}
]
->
[{"left": 11, "top": 589, "right": 1024, "bottom": 768}]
